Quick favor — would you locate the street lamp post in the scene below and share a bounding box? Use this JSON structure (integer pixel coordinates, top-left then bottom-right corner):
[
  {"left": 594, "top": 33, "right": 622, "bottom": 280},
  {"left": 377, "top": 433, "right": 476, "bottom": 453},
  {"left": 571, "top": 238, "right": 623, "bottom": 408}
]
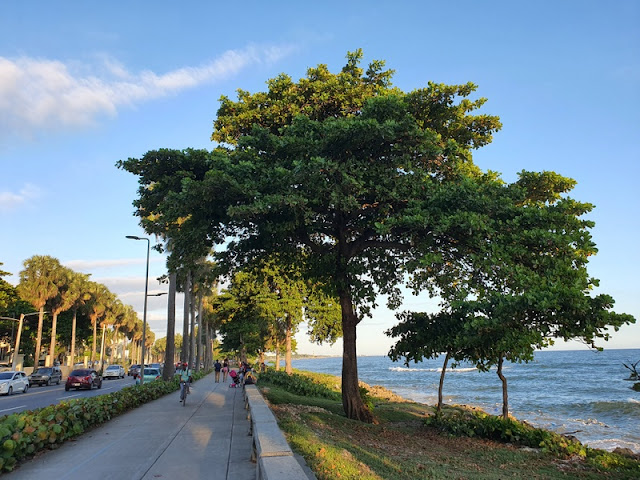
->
[
  {"left": 1, "top": 312, "right": 41, "bottom": 370},
  {"left": 126, "top": 235, "right": 150, "bottom": 385}
]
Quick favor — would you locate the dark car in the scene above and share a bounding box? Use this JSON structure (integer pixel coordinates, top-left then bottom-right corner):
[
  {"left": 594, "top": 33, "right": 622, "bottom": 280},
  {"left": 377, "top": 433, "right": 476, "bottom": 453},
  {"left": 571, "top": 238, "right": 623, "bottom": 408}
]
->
[
  {"left": 65, "top": 369, "right": 102, "bottom": 391},
  {"left": 128, "top": 364, "right": 141, "bottom": 378},
  {"left": 28, "top": 366, "right": 62, "bottom": 386}
]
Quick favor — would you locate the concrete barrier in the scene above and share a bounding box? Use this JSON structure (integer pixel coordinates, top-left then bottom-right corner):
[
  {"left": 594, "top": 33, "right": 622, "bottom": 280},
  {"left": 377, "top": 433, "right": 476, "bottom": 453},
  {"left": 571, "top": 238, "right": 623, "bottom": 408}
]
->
[{"left": 244, "top": 385, "right": 312, "bottom": 480}]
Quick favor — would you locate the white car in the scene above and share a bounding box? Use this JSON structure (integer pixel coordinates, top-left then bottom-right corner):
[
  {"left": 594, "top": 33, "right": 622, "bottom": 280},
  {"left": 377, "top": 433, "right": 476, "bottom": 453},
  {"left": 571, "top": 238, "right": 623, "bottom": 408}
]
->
[
  {"left": 103, "top": 365, "right": 125, "bottom": 379},
  {"left": 0, "top": 371, "right": 29, "bottom": 395}
]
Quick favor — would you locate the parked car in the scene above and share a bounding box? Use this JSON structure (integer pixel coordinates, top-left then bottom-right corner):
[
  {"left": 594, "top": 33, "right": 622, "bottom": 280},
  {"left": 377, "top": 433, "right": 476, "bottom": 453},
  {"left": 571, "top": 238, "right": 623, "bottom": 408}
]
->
[
  {"left": 28, "top": 366, "right": 62, "bottom": 386},
  {"left": 103, "top": 365, "right": 125, "bottom": 379},
  {"left": 128, "top": 364, "right": 141, "bottom": 378},
  {"left": 0, "top": 371, "right": 29, "bottom": 395},
  {"left": 65, "top": 369, "right": 102, "bottom": 391},
  {"left": 142, "top": 367, "right": 161, "bottom": 383},
  {"left": 148, "top": 363, "right": 163, "bottom": 374}
]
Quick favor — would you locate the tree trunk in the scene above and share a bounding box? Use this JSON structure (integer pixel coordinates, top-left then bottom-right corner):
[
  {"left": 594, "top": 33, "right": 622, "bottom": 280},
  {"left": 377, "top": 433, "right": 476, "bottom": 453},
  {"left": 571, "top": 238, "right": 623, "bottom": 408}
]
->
[
  {"left": 204, "top": 325, "right": 211, "bottom": 370},
  {"left": 497, "top": 356, "right": 509, "bottom": 419},
  {"left": 275, "top": 346, "right": 280, "bottom": 371},
  {"left": 91, "top": 316, "right": 98, "bottom": 364},
  {"left": 48, "top": 312, "right": 59, "bottom": 367},
  {"left": 110, "top": 326, "right": 120, "bottom": 364},
  {"left": 70, "top": 308, "right": 77, "bottom": 366},
  {"left": 189, "top": 281, "right": 196, "bottom": 370},
  {"left": 285, "top": 313, "right": 293, "bottom": 374},
  {"left": 34, "top": 307, "right": 45, "bottom": 367},
  {"left": 163, "top": 271, "right": 177, "bottom": 380},
  {"left": 99, "top": 324, "right": 107, "bottom": 371},
  {"left": 437, "top": 352, "right": 450, "bottom": 414},
  {"left": 182, "top": 271, "right": 191, "bottom": 364},
  {"left": 195, "top": 292, "right": 203, "bottom": 372},
  {"left": 341, "top": 305, "right": 373, "bottom": 423}
]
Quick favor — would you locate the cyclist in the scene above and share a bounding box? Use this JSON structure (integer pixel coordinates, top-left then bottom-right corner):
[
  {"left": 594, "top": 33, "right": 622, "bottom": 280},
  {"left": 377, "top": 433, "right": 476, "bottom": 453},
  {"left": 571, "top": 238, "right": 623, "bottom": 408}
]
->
[{"left": 179, "top": 363, "right": 191, "bottom": 401}]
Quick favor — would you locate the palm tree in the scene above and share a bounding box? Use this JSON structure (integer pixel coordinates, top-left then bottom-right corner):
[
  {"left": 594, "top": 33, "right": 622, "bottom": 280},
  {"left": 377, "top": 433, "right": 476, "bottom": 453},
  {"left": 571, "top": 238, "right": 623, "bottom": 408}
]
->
[
  {"left": 122, "top": 305, "right": 139, "bottom": 364},
  {"left": 18, "top": 256, "right": 61, "bottom": 367},
  {"left": 68, "top": 272, "right": 91, "bottom": 365},
  {"left": 102, "top": 299, "right": 124, "bottom": 367},
  {"left": 46, "top": 265, "right": 78, "bottom": 366},
  {"left": 85, "top": 282, "right": 114, "bottom": 365},
  {"left": 109, "top": 303, "right": 131, "bottom": 364}
]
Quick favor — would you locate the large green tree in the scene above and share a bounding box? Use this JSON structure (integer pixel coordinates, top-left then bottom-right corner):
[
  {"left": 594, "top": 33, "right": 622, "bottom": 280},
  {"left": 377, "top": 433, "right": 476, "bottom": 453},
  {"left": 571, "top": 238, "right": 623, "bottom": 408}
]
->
[
  {"left": 0, "top": 263, "right": 14, "bottom": 314},
  {"left": 119, "top": 51, "right": 502, "bottom": 422},
  {"left": 0, "top": 263, "right": 35, "bottom": 347}
]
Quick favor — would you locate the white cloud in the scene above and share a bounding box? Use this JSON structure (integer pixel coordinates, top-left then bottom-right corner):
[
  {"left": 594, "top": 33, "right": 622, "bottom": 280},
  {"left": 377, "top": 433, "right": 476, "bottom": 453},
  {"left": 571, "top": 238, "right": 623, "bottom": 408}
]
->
[
  {"left": 0, "top": 183, "right": 42, "bottom": 211},
  {"left": 64, "top": 258, "right": 146, "bottom": 270},
  {"left": 0, "top": 44, "right": 295, "bottom": 139}
]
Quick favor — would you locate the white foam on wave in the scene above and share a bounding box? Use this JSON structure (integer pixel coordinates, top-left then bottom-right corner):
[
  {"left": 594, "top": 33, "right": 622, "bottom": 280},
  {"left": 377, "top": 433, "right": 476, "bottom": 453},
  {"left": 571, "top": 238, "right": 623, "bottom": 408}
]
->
[
  {"left": 584, "top": 438, "right": 640, "bottom": 454},
  {"left": 389, "top": 366, "right": 478, "bottom": 373}
]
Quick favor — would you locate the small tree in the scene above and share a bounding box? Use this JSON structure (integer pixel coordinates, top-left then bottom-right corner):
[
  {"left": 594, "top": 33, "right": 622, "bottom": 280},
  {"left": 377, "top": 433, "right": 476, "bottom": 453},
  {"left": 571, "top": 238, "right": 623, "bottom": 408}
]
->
[{"left": 389, "top": 171, "right": 635, "bottom": 419}]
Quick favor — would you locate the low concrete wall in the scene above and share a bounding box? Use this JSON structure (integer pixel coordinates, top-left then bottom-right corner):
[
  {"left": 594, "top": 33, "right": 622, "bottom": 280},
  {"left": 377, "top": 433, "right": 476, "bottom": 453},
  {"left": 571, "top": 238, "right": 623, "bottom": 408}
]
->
[{"left": 244, "top": 384, "right": 313, "bottom": 480}]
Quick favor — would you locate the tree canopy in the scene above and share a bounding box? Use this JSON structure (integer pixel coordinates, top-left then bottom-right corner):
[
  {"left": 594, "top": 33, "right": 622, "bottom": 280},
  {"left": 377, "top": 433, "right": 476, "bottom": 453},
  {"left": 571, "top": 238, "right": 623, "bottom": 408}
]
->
[
  {"left": 388, "top": 171, "right": 635, "bottom": 418},
  {"left": 119, "top": 50, "right": 633, "bottom": 423}
]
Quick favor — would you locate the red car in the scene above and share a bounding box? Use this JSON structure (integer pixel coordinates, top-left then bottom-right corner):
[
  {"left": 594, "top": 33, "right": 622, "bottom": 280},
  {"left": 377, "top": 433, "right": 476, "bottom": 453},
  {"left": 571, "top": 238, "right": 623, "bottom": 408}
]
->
[{"left": 65, "top": 368, "right": 103, "bottom": 391}]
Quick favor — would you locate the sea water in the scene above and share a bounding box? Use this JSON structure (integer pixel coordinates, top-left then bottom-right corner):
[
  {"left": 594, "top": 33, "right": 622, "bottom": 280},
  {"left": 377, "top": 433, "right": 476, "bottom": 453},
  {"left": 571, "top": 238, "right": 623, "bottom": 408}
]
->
[{"left": 291, "top": 349, "right": 640, "bottom": 453}]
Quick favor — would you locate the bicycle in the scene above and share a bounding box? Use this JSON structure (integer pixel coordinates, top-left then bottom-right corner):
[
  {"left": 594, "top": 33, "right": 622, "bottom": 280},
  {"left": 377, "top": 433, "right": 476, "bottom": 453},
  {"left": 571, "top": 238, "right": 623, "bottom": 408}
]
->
[{"left": 180, "top": 380, "right": 190, "bottom": 406}]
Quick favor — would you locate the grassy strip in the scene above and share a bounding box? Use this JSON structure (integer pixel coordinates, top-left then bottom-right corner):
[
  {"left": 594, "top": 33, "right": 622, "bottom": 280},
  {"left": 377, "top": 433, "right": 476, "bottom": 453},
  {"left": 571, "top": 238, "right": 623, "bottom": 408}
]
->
[
  {"left": 258, "top": 369, "right": 640, "bottom": 480},
  {"left": 0, "top": 369, "right": 211, "bottom": 472}
]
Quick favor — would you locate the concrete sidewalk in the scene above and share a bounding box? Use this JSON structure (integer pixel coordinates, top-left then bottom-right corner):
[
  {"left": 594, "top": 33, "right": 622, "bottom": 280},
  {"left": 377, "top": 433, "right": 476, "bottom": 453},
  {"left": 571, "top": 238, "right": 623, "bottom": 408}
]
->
[{"left": 4, "top": 373, "right": 256, "bottom": 480}]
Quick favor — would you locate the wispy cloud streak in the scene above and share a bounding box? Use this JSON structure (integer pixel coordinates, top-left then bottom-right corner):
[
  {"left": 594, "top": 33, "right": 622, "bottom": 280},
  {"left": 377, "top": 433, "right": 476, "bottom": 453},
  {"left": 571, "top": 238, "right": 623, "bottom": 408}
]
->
[
  {"left": 0, "top": 44, "right": 295, "bottom": 139},
  {"left": 0, "top": 183, "right": 42, "bottom": 211}
]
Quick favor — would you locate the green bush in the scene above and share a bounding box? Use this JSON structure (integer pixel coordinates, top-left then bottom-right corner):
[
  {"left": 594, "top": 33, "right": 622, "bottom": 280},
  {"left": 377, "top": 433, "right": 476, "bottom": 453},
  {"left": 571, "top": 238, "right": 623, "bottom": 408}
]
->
[
  {"left": 0, "top": 369, "right": 210, "bottom": 472},
  {"left": 426, "top": 407, "right": 640, "bottom": 475},
  {"left": 259, "top": 370, "right": 341, "bottom": 401},
  {"left": 359, "top": 385, "right": 374, "bottom": 412},
  {"left": 427, "top": 408, "right": 583, "bottom": 454}
]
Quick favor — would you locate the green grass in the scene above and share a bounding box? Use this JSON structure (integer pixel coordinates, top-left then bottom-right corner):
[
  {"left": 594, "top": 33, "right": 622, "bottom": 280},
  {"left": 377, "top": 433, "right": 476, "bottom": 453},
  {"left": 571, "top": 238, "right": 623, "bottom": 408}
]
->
[{"left": 258, "top": 369, "right": 640, "bottom": 480}]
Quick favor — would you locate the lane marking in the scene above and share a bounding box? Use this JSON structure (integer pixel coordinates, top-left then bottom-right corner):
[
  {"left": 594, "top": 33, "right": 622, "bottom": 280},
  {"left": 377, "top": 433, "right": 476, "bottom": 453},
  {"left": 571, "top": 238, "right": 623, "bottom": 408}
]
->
[
  {"left": 58, "top": 393, "right": 82, "bottom": 400},
  {"left": 0, "top": 405, "right": 27, "bottom": 414}
]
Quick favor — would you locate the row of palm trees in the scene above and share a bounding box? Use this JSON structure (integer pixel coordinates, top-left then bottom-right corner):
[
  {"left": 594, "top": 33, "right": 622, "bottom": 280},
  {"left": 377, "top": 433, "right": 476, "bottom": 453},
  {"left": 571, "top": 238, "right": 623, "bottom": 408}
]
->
[{"left": 16, "top": 255, "right": 149, "bottom": 367}]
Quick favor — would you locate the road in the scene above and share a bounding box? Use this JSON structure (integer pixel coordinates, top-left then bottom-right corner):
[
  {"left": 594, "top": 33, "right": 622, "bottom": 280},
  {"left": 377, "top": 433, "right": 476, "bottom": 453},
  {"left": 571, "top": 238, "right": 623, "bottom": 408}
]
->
[{"left": 0, "top": 376, "right": 138, "bottom": 416}]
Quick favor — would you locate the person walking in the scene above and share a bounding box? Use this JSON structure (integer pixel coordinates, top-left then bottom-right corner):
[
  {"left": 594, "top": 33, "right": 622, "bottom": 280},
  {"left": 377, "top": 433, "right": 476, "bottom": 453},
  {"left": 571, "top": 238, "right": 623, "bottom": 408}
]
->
[
  {"left": 222, "top": 359, "right": 229, "bottom": 382},
  {"left": 214, "top": 359, "right": 222, "bottom": 382}
]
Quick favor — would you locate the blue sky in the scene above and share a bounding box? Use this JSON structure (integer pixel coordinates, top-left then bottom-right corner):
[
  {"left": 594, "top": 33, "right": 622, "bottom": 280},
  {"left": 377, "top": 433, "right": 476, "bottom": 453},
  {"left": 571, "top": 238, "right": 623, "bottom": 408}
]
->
[{"left": 1, "top": 1, "right": 638, "bottom": 356}]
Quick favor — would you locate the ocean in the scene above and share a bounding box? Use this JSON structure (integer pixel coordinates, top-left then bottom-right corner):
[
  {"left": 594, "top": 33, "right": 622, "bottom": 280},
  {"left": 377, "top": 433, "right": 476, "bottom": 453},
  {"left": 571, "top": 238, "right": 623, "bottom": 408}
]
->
[{"left": 290, "top": 348, "right": 640, "bottom": 453}]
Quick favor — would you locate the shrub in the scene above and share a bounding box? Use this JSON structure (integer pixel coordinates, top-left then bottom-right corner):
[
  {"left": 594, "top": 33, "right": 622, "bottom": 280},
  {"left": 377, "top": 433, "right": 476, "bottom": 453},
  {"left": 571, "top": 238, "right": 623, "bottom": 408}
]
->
[
  {"left": 259, "top": 370, "right": 341, "bottom": 401},
  {"left": 426, "top": 407, "right": 640, "bottom": 475}
]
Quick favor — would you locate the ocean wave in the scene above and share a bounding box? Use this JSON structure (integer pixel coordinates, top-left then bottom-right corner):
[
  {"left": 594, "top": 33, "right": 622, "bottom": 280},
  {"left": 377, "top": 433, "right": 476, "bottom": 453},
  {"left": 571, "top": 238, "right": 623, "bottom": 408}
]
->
[
  {"left": 389, "top": 366, "right": 478, "bottom": 373},
  {"left": 584, "top": 438, "right": 640, "bottom": 453},
  {"left": 591, "top": 400, "right": 640, "bottom": 415},
  {"left": 565, "top": 417, "right": 610, "bottom": 428}
]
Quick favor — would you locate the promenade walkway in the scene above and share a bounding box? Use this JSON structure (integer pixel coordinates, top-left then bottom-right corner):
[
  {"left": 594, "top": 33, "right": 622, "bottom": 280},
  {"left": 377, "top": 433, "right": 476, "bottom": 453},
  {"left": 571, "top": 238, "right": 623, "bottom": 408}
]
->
[{"left": 4, "top": 373, "right": 257, "bottom": 480}]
